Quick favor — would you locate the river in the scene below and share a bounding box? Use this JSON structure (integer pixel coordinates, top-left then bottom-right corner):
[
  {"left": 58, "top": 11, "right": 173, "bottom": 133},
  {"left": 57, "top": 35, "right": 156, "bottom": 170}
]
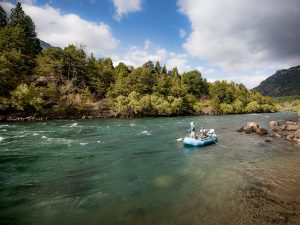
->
[{"left": 0, "top": 112, "right": 300, "bottom": 225}]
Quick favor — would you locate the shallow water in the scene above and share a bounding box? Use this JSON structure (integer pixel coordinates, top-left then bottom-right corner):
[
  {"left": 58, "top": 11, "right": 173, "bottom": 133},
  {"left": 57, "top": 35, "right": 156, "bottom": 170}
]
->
[{"left": 0, "top": 112, "right": 299, "bottom": 225}]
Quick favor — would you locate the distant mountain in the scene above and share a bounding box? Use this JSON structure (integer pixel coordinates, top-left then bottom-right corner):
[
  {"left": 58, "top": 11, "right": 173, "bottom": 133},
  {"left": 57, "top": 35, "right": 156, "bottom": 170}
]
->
[
  {"left": 254, "top": 65, "right": 300, "bottom": 97},
  {"left": 39, "top": 40, "right": 52, "bottom": 49}
]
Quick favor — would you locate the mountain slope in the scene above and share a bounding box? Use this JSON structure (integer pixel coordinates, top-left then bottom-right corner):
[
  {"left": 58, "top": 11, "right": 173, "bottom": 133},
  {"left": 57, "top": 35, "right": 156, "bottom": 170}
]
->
[
  {"left": 39, "top": 40, "right": 52, "bottom": 49},
  {"left": 254, "top": 65, "right": 300, "bottom": 97}
]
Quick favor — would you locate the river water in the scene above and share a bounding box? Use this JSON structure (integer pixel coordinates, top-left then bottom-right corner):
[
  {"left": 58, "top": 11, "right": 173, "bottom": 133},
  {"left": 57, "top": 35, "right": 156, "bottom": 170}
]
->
[{"left": 0, "top": 112, "right": 300, "bottom": 225}]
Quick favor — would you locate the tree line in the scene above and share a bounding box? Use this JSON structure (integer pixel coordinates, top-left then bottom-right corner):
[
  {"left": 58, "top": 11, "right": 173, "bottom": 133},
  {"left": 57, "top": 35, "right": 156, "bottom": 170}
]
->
[{"left": 0, "top": 3, "right": 277, "bottom": 118}]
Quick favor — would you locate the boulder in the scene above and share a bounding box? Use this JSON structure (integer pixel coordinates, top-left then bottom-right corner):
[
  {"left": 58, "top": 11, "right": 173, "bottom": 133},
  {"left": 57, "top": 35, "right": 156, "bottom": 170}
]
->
[
  {"left": 286, "top": 121, "right": 297, "bottom": 125},
  {"left": 286, "top": 124, "right": 299, "bottom": 131},
  {"left": 243, "top": 122, "right": 259, "bottom": 133},
  {"left": 237, "top": 122, "right": 269, "bottom": 135},
  {"left": 280, "top": 125, "right": 287, "bottom": 130},
  {"left": 238, "top": 119, "right": 300, "bottom": 144},
  {"left": 256, "top": 128, "right": 268, "bottom": 135},
  {"left": 269, "top": 120, "right": 279, "bottom": 126},
  {"left": 285, "top": 133, "right": 295, "bottom": 141}
]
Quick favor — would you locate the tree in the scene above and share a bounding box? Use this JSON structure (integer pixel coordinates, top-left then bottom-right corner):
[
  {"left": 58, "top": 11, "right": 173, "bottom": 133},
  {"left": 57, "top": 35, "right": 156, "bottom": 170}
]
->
[
  {"left": 63, "top": 45, "right": 88, "bottom": 84},
  {"left": 0, "top": 49, "right": 29, "bottom": 96},
  {"left": 0, "top": 6, "right": 8, "bottom": 27},
  {"left": 181, "top": 70, "right": 208, "bottom": 96},
  {"left": 155, "top": 61, "right": 161, "bottom": 73},
  {"left": 10, "top": 2, "right": 41, "bottom": 56}
]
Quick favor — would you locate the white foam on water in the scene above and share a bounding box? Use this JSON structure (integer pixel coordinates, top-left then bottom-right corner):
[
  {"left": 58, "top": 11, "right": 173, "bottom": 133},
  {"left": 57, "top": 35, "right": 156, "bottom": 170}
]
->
[
  {"left": 97, "top": 140, "right": 102, "bottom": 143},
  {"left": 33, "top": 133, "right": 39, "bottom": 136},
  {"left": 80, "top": 143, "right": 88, "bottom": 146},
  {"left": 70, "top": 123, "right": 78, "bottom": 127},
  {"left": 265, "top": 115, "right": 270, "bottom": 117},
  {"left": 0, "top": 124, "right": 9, "bottom": 128},
  {"left": 139, "top": 130, "right": 151, "bottom": 136},
  {"left": 42, "top": 136, "right": 47, "bottom": 139},
  {"left": 1, "top": 129, "right": 7, "bottom": 132},
  {"left": 130, "top": 123, "right": 136, "bottom": 127},
  {"left": 0, "top": 137, "right": 4, "bottom": 142}
]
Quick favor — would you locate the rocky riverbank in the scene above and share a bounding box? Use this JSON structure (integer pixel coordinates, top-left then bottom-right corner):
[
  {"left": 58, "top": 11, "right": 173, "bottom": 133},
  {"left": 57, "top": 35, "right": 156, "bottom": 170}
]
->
[{"left": 237, "top": 118, "right": 300, "bottom": 146}]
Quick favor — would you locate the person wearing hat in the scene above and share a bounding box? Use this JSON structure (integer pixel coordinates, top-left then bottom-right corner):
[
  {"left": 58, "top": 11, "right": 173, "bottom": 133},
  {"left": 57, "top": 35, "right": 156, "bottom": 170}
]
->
[
  {"left": 198, "top": 127, "right": 207, "bottom": 139},
  {"left": 188, "top": 122, "right": 196, "bottom": 138}
]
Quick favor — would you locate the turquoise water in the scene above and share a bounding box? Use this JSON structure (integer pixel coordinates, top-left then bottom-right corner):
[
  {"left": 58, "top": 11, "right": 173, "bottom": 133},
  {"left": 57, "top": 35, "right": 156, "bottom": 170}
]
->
[{"left": 0, "top": 112, "right": 299, "bottom": 225}]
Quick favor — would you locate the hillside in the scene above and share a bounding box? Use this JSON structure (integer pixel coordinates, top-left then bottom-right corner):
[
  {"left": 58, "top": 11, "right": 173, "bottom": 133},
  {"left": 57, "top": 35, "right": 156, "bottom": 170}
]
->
[
  {"left": 254, "top": 65, "right": 300, "bottom": 97},
  {"left": 39, "top": 40, "right": 52, "bottom": 49}
]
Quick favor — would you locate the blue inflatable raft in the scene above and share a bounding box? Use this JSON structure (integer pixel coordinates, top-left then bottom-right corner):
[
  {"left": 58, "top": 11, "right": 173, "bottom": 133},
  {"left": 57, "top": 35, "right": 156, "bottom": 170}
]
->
[{"left": 183, "top": 134, "right": 218, "bottom": 147}]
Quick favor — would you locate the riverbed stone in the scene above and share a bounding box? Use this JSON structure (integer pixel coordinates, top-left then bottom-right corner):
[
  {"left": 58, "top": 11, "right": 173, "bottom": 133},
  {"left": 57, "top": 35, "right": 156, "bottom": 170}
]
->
[
  {"left": 269, "top": 120, "right": 279, "bottom": 126},
  {"left": 239, "top": 118, "right": 300, "bottom": 144},
  {"left": 256, "top": 128, "right": 268, "bottom": 135},
  {"left": 271, "top": 133, "right": 281, "bottom": 138},
  {"left": 286, "top": 124, "right": 299, "bottom": 131}
]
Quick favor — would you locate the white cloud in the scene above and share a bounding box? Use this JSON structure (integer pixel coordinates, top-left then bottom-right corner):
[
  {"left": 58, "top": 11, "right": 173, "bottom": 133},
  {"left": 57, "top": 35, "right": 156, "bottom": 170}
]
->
[
  {"left": 113, "top": 40, "right": 194, "bottom": 74},
  {"left": 19, "top": 0, "right": 36, "bottom": 5},
  {"left": 112, "top": 0, "right": 142, "bottom": 20},
  {"left": 1, "top": 2, "right": 119, "bottom": 57},
  {"left": 179, "top": 28, "right": 186, "bottom": 38},
  {"left": 177, "top": 0, "right": 300, "bottom": 73}
]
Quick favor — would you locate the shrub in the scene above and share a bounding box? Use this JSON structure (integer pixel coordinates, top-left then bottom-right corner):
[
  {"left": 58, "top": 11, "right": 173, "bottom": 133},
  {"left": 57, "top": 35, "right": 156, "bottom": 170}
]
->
[
  {"left": 220, "top": 103, "right": 234, "bottom": 114},
  {"left": 245, "top": 101, "right": 261, "bottom": 113}
]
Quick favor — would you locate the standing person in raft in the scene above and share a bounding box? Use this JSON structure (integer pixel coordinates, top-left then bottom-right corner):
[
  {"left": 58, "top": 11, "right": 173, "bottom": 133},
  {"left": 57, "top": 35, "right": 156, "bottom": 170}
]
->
[{"left": 188, "top": 122, "right": 196, "bottom": 138}]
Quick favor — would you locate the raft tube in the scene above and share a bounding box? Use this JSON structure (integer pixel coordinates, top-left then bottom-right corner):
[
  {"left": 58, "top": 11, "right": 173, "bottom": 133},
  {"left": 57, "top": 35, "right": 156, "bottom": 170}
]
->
[{"left": 183, "top": 134, "right": 218, "bottom": 147}]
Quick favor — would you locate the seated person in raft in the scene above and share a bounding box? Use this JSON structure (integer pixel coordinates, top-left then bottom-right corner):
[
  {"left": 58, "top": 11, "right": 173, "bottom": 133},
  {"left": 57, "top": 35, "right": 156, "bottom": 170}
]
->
[{"left": 197, "top": 127, "right": 207, "bottom": 139}]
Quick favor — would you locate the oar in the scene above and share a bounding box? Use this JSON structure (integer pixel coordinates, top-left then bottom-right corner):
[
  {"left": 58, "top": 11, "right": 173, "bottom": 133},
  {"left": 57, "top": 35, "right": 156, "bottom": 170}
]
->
[{"left": 212, "top": 139, "right": 227, "bottom": 148}]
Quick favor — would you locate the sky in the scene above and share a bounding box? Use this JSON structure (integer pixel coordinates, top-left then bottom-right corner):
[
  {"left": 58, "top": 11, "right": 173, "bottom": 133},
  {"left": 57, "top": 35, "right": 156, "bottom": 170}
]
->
[{"left": 1, "top": 0, "right": 300, "bottom": 88}]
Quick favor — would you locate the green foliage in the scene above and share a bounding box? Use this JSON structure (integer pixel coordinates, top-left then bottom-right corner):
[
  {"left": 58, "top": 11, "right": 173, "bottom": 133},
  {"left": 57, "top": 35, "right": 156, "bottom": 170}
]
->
[
  {"left": 232, "top": 99, "right": 244, "bottom": 113},
  {"left": 219, "top": 103, "right": 234, "bottom": 114},
  {"left": 181, "top": 70, "right": 208, "bottom": 96},
  {"left": 0, "top": 3, "right": 40, "bottom": 97},
  {"left": 0, "top": 6, "right": 8, "bottom": 27},
  {"left": 276, "top": 99, "right": 300, "bottom": 115},
  {"left": 10, "top": 83, "right": 43, "bottom": 112},
  {"left": 245, "top": 101, "right": 261, "bottom": 113},
  {"left": 209, "top": 81, "right": 235, "bottom": 105},
  {"left": 0, "top": 49, "right": 29, "bottom": 96},
  {"left": 0, "top": 3, "right": 278, "bottom": 118},
  {"left": 0, "top": 97, "right": 10, "bottom": 111},
  {"left": 9, "top": 2, "right": 41, "bottom": 57}
]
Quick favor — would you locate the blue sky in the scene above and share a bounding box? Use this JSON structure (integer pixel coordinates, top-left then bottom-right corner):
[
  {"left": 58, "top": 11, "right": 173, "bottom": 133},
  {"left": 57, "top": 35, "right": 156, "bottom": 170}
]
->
[{"left": 2, "top": 0, "right": 300, "bottom": 88}]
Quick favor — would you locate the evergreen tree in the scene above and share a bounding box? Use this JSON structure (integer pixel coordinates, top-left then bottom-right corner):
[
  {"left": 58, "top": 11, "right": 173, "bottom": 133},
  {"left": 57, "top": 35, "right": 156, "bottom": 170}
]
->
[
  {"left": 155, "top": 61, "right": 161, "bottom": 73},
  {"left": 162, "top": 65, "right": 167, "bottom": 74},
  {"left": 0, "top": 6, "right": 8, "bottom": 27},
  {"left": 10, "top": 2, "right": 41, "bottom": 56}
]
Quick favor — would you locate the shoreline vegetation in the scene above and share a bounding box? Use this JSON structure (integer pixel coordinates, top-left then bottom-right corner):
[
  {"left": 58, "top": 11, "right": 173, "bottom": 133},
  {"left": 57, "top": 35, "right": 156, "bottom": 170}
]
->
[{"left": 0, "top": 3, "right": 284, "bottom": 122}]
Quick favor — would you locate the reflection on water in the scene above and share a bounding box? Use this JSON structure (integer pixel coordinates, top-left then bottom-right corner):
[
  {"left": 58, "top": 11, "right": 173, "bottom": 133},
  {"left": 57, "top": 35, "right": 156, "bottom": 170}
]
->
[{"left": 0, "top": 112, "right": 299, "bottom": 225}]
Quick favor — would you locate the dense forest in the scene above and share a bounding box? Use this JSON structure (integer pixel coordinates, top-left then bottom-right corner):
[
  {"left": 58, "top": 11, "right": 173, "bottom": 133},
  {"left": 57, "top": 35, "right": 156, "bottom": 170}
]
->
[{"left": 0, "top": 3, "right": 277, "bottom": 120}]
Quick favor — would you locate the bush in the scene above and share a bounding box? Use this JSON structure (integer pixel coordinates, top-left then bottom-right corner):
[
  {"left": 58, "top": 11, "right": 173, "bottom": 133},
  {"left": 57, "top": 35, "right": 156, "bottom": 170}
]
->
[
  {"left": 232, "top": 99, "right": 244, "bottom": 113},
  {"left": 220, "top": 103, "right": 234, "bottom": 114},
  {"left": 245, "top": 101, "right": 261, "bottom": 113},
  {"left": 10, "top": 83, "right": 44, "bottom": 112}
]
